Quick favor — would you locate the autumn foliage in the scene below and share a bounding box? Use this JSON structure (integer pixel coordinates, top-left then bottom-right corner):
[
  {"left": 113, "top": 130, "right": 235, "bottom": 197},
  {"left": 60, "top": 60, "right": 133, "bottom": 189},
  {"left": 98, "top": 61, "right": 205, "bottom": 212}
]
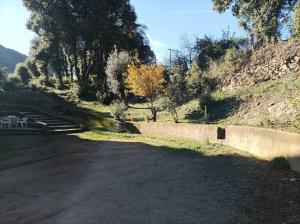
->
[{"left": 126, "top": 64, "right": 164, "bottom": 121}]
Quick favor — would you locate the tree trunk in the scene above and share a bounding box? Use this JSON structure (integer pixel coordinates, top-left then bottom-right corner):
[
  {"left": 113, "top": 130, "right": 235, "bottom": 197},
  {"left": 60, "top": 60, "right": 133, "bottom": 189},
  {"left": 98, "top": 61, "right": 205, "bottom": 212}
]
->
[
  {"left": 57, "top": 72, "right": 64, "bottom": 89},
  {"left": 151, "top": 107, "right": 157, "bottom": 122},
  {"left": 172, "top": 108, "right": 178, "bottom": 123}
]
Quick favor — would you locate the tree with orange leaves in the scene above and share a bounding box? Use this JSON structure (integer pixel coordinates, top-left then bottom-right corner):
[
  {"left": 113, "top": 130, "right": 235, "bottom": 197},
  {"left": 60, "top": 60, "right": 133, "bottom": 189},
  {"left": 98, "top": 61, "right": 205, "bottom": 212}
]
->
[{"left": 126, "top": 64, "right": 164, "bottom": 121}]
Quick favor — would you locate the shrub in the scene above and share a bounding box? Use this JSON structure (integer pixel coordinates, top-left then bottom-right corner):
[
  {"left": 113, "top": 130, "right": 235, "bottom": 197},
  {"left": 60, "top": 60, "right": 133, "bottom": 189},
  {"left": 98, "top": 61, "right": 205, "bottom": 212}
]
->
[
  {"left": 49, "top": 76, "right": 59, "bottom": 87},
  {"left": 210, "top": 48, "right": 248, "bottom": 77},
  {"left": 0, "top": 67, "right": 6, "bottom": 81},
  {"left": 110, "top": 100, "right": 127, "bottom": 121},
  {"left": 28, "top": 76, "right": 47, "bottom": 90},
  {"left": 163, "top": 73, "right": 187, "bottom": 122},
  {"left": 0, "top": 73, "right": 21, "bottom": 92},
  {"left": 106, "top": 48, "right": 133, "bottom": 100},
  {"left": 271, "top": 157, "right": 290, "bottom": 170},
  {"left": 75, "top": 83, "right": 97, "bottom": 101},
  {"left": 14, "top": 63, "right": 31, "bottom": 84},
  {"left": 63, "top": 76, "right": 71, "bottom": 86},
  {"left": 96, "top": 91, "right": 114, "bottom": 105}
]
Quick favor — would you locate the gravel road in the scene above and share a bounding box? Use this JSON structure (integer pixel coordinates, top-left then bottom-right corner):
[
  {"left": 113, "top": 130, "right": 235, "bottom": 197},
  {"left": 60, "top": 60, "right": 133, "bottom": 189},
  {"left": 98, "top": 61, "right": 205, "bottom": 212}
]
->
[{"left": 0, "top": 135, "right": 299, "bottom": 224}]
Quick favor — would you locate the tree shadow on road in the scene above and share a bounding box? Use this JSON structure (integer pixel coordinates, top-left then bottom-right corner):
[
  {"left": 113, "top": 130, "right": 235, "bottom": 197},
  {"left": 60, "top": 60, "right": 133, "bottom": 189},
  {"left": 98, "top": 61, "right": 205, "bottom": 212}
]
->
[{"left": 0, "top": 133, "right": 299, "bottom": 224}]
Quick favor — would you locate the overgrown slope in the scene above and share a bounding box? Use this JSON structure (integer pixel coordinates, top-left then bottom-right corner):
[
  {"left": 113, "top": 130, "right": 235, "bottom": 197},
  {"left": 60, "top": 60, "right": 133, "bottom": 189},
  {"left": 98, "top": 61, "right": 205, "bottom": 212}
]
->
[{"left": 210, "top": 73, "right": 300, "bottom": 132}]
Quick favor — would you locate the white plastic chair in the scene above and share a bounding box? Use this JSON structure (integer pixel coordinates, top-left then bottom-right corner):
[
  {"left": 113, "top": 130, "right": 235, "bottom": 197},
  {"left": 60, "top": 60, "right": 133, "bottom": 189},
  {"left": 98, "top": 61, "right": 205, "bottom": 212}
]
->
[
  {"left": 17, "top": 117, "right": 28, "bottom": 128},
  {"left": 0, "top": 119, "right": 9, "bottom": 128}
]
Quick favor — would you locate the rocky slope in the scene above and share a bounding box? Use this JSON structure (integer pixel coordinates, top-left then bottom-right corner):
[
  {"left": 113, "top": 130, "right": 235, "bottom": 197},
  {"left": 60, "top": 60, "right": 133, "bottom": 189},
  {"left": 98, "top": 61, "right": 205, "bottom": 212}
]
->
[
  {"left": 211, "top": 38, "right": 300, "bottom": 132},
  {"left": 220, "top": 38, "right": 300, "bottom": 91}
]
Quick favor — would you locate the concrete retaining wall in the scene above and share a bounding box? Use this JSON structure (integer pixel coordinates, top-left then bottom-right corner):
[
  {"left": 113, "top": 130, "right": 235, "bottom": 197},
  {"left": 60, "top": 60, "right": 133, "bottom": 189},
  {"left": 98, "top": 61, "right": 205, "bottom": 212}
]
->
[
  {"left": 138, "top": 122, "right": 218, "bottom": 142},
  {"left": 138, "top": 122, "right": 300, "bottom": 173}
]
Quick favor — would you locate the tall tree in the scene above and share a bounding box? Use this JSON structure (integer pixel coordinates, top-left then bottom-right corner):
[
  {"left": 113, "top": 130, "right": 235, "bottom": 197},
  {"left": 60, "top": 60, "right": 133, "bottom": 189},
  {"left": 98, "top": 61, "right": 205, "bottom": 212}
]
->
[
  {"left": 23, "top": 0, "right": 154, "bottom": 92},
  {"left": 106, "top": 48, "right": 134, "bottom": 101},
  {"left": 213, "top": 0, "right": 298, "bottom": 47}
]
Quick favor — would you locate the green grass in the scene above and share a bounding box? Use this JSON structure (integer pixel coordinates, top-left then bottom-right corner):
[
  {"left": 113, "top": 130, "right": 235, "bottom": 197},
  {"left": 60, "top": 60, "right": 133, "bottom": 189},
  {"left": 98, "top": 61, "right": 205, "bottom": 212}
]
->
[
  {"left": 210, "top": 73, "right": 300, "bottom": 132},
  {"left": 77, "top": 128, "right": 235, "bottom": 156},
  {"left": 2, "top": 71, "right": 299, "bottom": 133}
]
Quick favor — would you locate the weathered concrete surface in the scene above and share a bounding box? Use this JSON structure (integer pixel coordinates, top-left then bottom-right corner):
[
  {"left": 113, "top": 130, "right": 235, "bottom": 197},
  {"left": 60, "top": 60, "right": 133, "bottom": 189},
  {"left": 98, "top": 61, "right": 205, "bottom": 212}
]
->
[
  {"left": 139, "top": 122, "right": 218, "bottom": 142},
  {"left": 224, "top": 126, "right": 300, "bottom": 173},
  {"left": 138, "top": 123, "right": 300, "bottom": 173},
  {"left": 0, "top": 138, "right": 256, "bottom": 224}
]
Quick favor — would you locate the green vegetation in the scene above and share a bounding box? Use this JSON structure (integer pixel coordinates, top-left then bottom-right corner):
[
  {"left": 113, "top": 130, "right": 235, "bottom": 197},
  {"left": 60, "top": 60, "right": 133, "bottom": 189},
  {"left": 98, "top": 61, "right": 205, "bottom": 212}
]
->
[
  {"left": 78, "top": 128, "right": 233, "bottom": 156},
  {"left": 293, "top": 2, "right": 300, "bottom": 37},
  {"left": 0, "top": 0, "right": 299, "bottom": 136},
  {"left": 109, "top": 101, "right": 127, "bottom": 121},
  {"left": 271, "top": 157, "right": 291, "bottom": 170},
  {"left": 213, "top": 0, "right": 298, "bottom": 48},
  {"left": 22, "top": 0, "right": 155, "bottom": 91}
]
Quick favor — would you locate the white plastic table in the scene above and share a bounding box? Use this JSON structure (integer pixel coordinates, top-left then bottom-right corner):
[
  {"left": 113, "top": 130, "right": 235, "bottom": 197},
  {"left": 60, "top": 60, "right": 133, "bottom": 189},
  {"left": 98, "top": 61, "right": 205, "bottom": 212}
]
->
[{"left": 6, "top": 116, "right": 20, "bottom": 128}]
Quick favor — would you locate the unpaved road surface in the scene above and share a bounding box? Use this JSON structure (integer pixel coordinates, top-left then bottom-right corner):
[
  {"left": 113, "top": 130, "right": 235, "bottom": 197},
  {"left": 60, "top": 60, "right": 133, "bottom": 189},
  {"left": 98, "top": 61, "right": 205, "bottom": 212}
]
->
[{"left": 0, "top": 135, "right": 299, "bottom": 224}]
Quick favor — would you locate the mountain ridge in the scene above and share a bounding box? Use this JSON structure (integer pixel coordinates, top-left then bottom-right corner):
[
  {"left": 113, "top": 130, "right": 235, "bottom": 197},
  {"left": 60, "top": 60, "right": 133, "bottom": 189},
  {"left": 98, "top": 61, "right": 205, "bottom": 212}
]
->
[{"left": 0, "top": 45, "right": 27, "bottom": 73}]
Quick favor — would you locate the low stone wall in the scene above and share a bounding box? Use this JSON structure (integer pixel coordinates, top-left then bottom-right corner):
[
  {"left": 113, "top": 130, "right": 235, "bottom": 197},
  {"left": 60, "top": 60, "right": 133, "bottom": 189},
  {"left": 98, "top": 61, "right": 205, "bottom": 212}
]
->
[
  {"left": 223, "top": 126, "right": 300, "bottom": 172},
  {"left": 138, "top": 122, "right": 218, "bottom": 142},
  {"left": 138, "top": 122, "right": 300, "bottom": 173}
]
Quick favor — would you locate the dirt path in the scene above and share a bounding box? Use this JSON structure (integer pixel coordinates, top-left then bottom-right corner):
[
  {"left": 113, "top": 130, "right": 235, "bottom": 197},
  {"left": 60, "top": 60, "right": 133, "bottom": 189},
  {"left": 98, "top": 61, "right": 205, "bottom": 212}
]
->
[{"left": 0, "top": 135, "right": 299, "bottom": 224}]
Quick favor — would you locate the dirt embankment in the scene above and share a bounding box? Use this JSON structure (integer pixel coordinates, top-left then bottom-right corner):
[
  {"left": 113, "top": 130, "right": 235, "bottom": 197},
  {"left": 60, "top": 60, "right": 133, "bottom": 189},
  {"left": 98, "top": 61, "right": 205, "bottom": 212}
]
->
[{"left": 220, "top": 38, "right": 300, "bottom": 90}]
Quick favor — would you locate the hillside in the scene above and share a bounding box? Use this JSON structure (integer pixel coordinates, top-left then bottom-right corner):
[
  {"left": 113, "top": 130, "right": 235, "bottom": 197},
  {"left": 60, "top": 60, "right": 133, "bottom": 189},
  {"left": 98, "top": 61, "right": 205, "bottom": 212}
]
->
[
  {"left": 0, "top": 38, "right": 299, "bottom": 134},
  {"left": 0, "top": 45, "right": 27, "bottom": 73}
]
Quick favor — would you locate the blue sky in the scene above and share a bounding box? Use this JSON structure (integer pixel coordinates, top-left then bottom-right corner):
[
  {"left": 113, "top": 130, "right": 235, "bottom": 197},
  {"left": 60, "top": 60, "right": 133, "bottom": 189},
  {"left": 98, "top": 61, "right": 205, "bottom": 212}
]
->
[{"left": 0, "top": 0, "right": 245, "bottom": 63}]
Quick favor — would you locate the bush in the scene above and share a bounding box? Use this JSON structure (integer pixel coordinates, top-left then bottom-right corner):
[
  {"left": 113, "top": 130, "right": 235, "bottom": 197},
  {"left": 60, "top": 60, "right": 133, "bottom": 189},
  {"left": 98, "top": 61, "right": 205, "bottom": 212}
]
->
[
  {"left": 63, "top": 76, "right": 71, "bottom": 86},
  {"left": 49, "top": 76, "right": 59, "bottom": 87},
  {"left": 210, "top": 48, "right": 248, "bottom": 77},
  {"left": 14, "top": 63, "right": 31, "bottom": 84},
  {"left": 96, "top": 91, "right": 114, "bottom": 105},
  {"left": 0, "top": 67, "right": 6, "bottom": 81},
  {"left": 271, "top": 157, "right": 290, "bottom": 170},
  {"left": 1, "top": 73, "right": 21, "bottom": 92},
  {"left": 110, "top": 100, "right": 127, "bottom": 121},
  {"left": 2, "top": 79, "right": 18, "bottom": 92},
  {"left": 162, "top": 73, "right": 188, "bottom": 122},
  {"left": 28, "top": 76, "right": 47, "bottom": 90}
]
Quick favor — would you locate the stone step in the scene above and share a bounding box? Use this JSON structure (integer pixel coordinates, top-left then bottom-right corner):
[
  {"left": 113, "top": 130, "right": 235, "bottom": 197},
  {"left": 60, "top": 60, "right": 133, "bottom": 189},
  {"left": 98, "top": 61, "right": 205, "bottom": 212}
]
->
[
  {"left": 7, "top": 111, "right": 84, "bottom": 134},
  {"left": 44, "top": 122, "right": 73, "bottom": 125},
  {"left": 48, "top": 125, "right": 81, "bottom": 129},
  {"left": 47, "top": 128, "right": 83, "bottom": 134},
  {"left": 37, "top": 119, "right": 64, "bottom": 122},
  {"left": 27, "top": 115, "right": 52, "bottom": 119}
]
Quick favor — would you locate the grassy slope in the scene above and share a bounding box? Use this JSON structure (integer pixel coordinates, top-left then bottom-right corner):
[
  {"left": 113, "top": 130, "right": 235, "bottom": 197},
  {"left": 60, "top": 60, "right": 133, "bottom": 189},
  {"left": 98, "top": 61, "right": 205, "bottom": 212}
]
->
[
  {"left": 1, "top": 71, "right": 299, "bottom": 133},
  {"left": 211, "top": 73, "right": 300, "bottom": 132},
  {"left": 78, "top": 128, "right": 230, "bottom": 155},
  {"left": 75, "top": 73, "right": 300, "bottom": 133}
]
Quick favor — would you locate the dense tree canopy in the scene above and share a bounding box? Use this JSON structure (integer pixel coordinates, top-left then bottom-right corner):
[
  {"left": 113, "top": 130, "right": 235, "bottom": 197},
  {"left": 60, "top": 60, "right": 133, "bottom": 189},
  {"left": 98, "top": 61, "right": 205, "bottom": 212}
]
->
[
  {"left": 23, "top": 0, "right": 155, "bottom": 91},
  {"left": 194, "top": 33, "right": 247, "bottom": 70},
  {"left": 213, "top": 0, "right": 299, "bottom": 47}
]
